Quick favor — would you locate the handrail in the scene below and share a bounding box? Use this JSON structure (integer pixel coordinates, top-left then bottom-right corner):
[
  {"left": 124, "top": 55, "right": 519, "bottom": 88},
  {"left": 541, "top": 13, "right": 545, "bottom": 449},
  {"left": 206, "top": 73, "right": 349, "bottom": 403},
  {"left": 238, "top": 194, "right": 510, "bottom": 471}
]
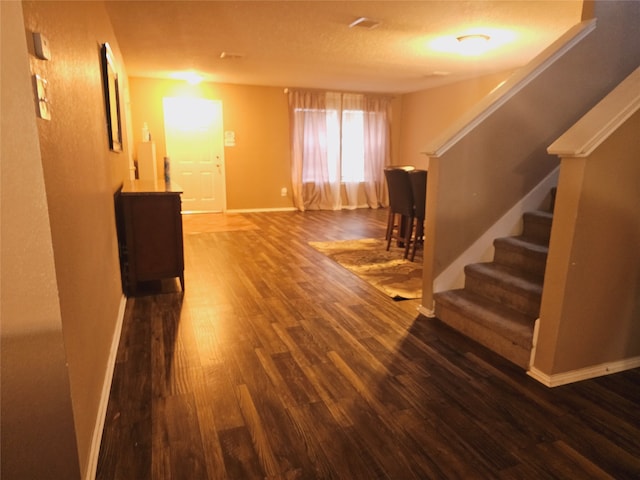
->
[
  {"left": 548, "top": 66, "right": 640, "bottom": 157},
  {"left": 424, "top": 19, "right": 597, "bottom": 158}
]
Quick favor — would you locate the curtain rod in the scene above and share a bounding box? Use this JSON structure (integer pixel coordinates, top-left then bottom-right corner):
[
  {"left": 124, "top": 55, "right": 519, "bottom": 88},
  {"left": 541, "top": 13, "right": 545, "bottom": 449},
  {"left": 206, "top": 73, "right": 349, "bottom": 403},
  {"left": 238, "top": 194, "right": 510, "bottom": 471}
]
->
[{"left": 284, "top": 87, "right": 395, "bottom": 99}]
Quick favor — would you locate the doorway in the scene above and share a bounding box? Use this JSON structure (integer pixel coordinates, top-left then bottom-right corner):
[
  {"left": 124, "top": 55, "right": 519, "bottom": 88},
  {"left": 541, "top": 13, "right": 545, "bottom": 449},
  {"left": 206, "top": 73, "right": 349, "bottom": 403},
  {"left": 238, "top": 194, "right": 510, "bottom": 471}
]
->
[{"left": 163, "top": 97, "right": 225, "bottom": 212}]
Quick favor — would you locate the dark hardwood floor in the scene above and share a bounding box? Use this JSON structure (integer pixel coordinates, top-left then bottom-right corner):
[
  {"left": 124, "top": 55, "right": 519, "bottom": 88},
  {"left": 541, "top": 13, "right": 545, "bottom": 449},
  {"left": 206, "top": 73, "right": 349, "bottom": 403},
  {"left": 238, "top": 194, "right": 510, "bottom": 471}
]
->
[{"left": 97, "top": 208, "right": 640, "bottom": 479}]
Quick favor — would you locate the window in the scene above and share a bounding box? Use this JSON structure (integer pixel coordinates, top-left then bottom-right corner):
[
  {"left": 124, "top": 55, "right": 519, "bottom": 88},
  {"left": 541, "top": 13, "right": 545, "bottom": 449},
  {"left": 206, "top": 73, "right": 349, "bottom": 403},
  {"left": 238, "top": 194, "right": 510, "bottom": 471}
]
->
[
  {"left": 289, "top": 90, "right": 390, "bottom": 210},
  {"left": 297, "top": 107, "right": 379, "bottom": 183},
  {"left": 340, "top": 109, "right": 365, "bottom": 182}
]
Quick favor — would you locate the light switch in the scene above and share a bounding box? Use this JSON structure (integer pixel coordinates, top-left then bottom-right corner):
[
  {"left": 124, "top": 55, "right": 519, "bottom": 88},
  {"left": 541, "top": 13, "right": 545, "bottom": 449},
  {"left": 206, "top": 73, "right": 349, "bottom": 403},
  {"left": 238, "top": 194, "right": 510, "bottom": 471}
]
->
[
  {"left": 33, "top": 32, "right": 51, "bottom": 60},
  {"left": 35, "top": 74, "right": 51, "bottom": 120}
]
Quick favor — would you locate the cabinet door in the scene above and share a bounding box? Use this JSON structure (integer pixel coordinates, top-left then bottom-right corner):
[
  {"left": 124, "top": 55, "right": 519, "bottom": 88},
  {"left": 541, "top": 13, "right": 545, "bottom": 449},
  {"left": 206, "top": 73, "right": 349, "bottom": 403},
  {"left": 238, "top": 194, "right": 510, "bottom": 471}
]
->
[{"left": 124, "top": 194, "right": 183, "bottom": 285}]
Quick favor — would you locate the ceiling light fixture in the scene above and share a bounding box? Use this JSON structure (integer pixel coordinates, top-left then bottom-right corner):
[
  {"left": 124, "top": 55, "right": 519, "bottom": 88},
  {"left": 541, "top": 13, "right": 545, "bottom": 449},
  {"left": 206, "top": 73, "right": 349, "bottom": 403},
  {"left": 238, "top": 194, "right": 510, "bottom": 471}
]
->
[
  {"left": 429, "top": 29, "right": 514, "bottom": 56},
  {"left": 456, "top": 34, "right": 491, "bottom": 44},
  {"left": 170, "top": 71, "right": 203, "bottom": 85},
  {"left": 456, "top": 34, "right": 491, "bottom": 55}
]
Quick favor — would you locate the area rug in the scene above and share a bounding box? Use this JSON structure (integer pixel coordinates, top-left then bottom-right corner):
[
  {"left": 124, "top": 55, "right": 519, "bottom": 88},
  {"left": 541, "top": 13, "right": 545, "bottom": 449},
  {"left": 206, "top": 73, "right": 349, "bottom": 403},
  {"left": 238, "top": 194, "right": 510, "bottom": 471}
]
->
[{"left": 308, "top": 238, "right": 423, "bottom": 300}]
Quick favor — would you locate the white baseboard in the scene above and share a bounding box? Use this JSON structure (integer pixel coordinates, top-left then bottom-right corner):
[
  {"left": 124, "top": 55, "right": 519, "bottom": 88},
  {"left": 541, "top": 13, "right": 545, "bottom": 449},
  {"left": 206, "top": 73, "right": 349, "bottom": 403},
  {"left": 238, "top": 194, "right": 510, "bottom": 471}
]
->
[
  {"left": 528, "top": 318, "right": 541, "bottom": 369},
  {"left": 225, "top": 207, "right": 298, "bottom": 213},
  {"left": 418, "top": 304, "right": 436, "bottom": 318},
  {"left": 85, "top": 294, "right": 127, "bottom": 480},
  {"left": 205, "top": 205, "right": 379, "bottom": 214},
  {"left": 182, "top": 207, "right": 298, "bottom": 214},
  {"left": 527, "top": 356, "right": 640, "bottom": 387}
]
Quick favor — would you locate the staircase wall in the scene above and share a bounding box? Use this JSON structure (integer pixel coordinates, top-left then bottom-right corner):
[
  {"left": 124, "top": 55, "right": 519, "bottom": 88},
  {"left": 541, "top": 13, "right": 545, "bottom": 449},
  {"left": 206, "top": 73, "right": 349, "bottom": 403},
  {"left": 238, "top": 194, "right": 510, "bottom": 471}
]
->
[
  {"left": 531, "top": 71, "right": 640, "bottom": 383},
  {"left": 421, "top": 1, "right": 640, "bottom": 313}
]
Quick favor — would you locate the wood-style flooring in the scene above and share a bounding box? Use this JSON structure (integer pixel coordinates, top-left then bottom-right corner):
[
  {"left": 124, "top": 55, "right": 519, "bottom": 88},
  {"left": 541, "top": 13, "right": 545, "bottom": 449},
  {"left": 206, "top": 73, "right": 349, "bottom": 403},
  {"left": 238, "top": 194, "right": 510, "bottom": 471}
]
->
[{"left": 97, "top": 208, "right": 640, "bottom": 479}]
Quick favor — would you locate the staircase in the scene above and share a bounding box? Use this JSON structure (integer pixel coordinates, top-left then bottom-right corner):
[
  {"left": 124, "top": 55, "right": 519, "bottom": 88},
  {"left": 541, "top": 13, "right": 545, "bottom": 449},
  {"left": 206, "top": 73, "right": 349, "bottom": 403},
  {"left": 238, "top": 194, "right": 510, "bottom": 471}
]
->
[{"left": 434, "top": 201, "right": 554, "bottom": 369}]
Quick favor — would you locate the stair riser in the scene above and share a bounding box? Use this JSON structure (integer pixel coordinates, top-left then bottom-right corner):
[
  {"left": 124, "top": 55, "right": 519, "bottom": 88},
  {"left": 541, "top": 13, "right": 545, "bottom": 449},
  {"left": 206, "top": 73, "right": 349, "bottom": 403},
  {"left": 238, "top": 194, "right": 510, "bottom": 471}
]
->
[
  {"left": 433, "top": 206, "right": 553, "bottom": 370},
  {"left": 493, "top": 247, "right": 547, "bottom": 277},
  {"left": 434, "top": 302, "right": 531, "bottom": 369},
  {"left": 464, "top": 274, "right": 542, "bottom": 317},
  {"left": 523, "top": 216, "right": 552, "bottom": 244}
]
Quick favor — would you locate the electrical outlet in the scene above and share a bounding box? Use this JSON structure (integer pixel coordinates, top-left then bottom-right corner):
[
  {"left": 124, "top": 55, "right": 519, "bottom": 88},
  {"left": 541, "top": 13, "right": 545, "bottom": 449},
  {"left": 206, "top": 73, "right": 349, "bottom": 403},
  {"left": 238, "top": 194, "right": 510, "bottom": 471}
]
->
[{"left": 281, "top": 187, "right": 287, "bottom": 197}]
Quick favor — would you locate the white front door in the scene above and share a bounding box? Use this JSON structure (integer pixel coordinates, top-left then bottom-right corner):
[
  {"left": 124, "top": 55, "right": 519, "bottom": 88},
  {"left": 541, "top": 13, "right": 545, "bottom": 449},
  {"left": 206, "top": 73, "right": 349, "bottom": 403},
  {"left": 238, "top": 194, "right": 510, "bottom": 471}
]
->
[{"left": 163, "top": 97, "right": 225, "bottom": 212}]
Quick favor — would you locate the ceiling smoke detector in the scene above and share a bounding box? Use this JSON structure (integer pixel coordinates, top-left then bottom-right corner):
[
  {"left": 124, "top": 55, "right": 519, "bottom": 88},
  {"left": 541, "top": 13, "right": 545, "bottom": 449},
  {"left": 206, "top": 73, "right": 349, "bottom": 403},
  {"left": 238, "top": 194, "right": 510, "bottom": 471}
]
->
[
  {"left": 219, "top": 52, "right": 245, "bottom": 60},
  {"left": 424, "top": 71, "right": 451, "bottom": 77},
  {"left": 349, "top": 17, "right": 381, "bottom": 29}
]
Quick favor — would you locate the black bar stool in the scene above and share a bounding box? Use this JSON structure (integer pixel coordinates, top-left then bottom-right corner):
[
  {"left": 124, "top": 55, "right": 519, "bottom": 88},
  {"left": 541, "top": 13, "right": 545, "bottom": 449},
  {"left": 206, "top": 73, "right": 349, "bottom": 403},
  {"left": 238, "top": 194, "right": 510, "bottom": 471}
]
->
[
  {"left": 384, "top": 167, "right": 414, "bottom": 259},
  {"left": 408, "top": 170, "right": 427, "bottom": 261}
]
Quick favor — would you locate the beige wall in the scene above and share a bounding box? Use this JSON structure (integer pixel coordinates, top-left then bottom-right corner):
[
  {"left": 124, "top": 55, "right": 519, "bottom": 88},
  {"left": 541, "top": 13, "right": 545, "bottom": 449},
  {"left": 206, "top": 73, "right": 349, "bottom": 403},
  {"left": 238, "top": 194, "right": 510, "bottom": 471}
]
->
[
  {"left": 397, "top": 71, "right": 514, "bottom": 170},
  {"left": 129, "top": 78, "right": 293, "bottom": 210},
  {"left": 1, "top": 2, "right": 81, "bottom": 477},
  {"left": 129, "top": 78, "right": 406, "bottom": 211},
  {"left": 536, "top": 109, "right": 640, "bottom": 373},
  {"left": 12, "top": 1, "right": 132, "bottom": 477}
]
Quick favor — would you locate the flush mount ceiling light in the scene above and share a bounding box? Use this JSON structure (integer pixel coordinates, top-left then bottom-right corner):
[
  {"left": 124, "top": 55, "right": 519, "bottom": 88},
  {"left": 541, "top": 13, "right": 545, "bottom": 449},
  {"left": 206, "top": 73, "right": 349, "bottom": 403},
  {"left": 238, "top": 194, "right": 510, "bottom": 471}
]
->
[
  {"left": 456, "top": 34, "right": 492, "bottom": 55},
  {"left": 429, "top": 29, "right": 514, "bottom": 56},
  {"left": 456, "top": 34, "right": 491, "bottom": 43},
  {"left": 170, "top": 71, "right": 203, "bottom": 84},
  {"left": 349, "top": 17, "right": 381, "bottom": 29}
]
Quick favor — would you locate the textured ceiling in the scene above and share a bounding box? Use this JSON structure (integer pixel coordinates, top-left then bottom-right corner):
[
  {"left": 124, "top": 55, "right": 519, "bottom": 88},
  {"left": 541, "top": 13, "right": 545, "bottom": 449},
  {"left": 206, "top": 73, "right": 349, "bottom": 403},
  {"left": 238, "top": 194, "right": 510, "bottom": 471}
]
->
[{"left": 105, "top": 1, "right": 583, "bottom": 93}]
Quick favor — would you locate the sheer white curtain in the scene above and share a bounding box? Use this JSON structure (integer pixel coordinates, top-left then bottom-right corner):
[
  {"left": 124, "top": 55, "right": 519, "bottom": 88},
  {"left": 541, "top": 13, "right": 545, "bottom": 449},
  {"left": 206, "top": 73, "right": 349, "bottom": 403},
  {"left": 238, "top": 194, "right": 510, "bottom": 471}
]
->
[
  {"left": 341, "top": 93, "right": 364, "bottom": 210},
  {"left": 289, "top": 90, "right": 340, "bottom": 210},
  {"left": 288, "top": 89, "right": 391, "bottom": 211},
  {"left": 362, "top": 95, "right": 390, "bottom": 208}
]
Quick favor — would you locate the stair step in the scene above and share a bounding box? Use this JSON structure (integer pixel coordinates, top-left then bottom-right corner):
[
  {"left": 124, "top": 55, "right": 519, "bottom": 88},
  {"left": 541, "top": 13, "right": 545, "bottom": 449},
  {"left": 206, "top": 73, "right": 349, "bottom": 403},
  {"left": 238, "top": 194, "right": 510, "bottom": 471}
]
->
[
  {"left": 522, "top": 210, "right": 553, "bottom": 244},
  {"left": 550, "top": 187, "right": 557, "bottom": 212},
  {"left": 464, "top": 263, "right": 543, "bottom": 317},
  {"left": 432, "top": 205, "right": 553, "bottom": 369},
  {"left": 493, "top": 235, "right": 548, "bottom": 277},
  {"left": 434, "top": 289, "right": 536, "bottom": 368}
]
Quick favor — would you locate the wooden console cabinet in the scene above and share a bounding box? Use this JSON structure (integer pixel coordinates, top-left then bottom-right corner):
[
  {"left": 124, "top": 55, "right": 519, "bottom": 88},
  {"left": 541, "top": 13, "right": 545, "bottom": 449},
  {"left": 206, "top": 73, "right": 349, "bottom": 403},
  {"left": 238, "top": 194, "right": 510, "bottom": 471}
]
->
[{"left": 115, "top": 180, "right": 184, "bottom": 296}]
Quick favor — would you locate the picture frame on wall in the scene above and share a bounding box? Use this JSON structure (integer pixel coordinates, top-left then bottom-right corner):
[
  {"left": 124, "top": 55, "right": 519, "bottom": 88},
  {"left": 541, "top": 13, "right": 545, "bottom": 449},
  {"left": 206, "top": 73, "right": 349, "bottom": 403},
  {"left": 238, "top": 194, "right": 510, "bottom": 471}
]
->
[{"left": 101, "top": 42, "right": 122, "bottom": 152}]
